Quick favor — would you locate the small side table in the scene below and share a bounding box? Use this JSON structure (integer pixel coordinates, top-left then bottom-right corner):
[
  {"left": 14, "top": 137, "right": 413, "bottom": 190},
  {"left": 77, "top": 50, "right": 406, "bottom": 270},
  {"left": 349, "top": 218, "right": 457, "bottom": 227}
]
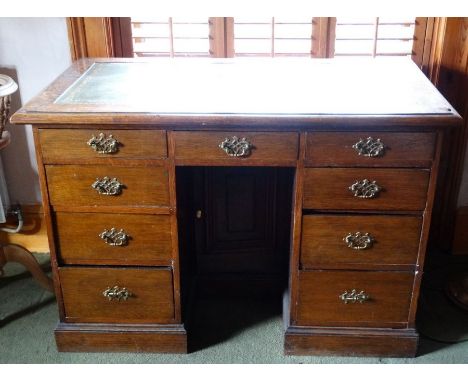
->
[
  {"left": 0, "top": 243, "right": 54, "bottom": 292},
  {"left": 0, "top": 75, "right": 54, "bottom": 293}
]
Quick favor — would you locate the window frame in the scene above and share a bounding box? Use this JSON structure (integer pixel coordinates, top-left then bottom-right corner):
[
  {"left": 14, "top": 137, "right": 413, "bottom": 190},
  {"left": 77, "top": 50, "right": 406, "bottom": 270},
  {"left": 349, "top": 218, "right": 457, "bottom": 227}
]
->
[{"left": 87, "top": 17, "right": 435, "bottom": 66}]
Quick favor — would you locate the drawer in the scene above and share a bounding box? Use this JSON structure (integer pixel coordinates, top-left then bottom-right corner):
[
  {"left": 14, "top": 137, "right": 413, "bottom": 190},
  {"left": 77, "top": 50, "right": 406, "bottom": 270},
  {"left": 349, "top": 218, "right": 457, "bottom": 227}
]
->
[
  {"left": 39, "top": 129, "right": 167, "bottom": 163},
  {"left": 303, "top": 168, "right": 429, "bottom": 211},
  {"left": 173, "top": 131, "right": 298, "bottom": 162},
  {"left": 296, "top": 270, "right": 414, "bottom": 327},
  {"left": 59, "top": 267, "right": 175, "bottom": 324},
  {"left": 305, "top": 132, "right": 435, "bottom": 167},
  {"left": 301, "top": 215, "right": 422, "bottom": 268},
  {"left": 46, "top": 165, "right": 170, "bottom": 207},
  {"left": 55, "top": 212, "right": 172, "bottom": 266}
]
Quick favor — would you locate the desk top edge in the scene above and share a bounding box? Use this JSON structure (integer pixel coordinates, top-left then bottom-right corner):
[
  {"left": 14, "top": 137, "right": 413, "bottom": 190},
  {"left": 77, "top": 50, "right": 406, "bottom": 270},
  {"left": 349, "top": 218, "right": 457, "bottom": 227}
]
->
[{"left": 11, "top": 58, "right": 462, "bottom": 127}]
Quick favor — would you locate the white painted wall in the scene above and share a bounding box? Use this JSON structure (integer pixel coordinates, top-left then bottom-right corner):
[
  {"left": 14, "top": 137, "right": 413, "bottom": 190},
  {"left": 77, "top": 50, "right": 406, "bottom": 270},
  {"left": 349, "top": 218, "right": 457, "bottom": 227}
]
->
[{"left": 0, "top": 17, "right": 71, "bottom": 204}]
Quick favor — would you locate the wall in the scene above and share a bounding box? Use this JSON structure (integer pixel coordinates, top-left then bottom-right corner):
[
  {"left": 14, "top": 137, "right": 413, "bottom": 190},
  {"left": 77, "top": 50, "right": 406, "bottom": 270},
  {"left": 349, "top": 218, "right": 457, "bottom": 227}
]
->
[{"left": 0, "top": 17, "right": 71, "bottom": 205}]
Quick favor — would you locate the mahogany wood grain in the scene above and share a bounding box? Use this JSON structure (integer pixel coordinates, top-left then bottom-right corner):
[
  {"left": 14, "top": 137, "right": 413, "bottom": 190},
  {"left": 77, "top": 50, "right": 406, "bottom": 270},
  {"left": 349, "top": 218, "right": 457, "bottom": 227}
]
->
[
  {"left": 51, "top": 205, "right": 172, "bottom": 214},
  {"left": 174, "top": 158, "right": 298, "bottom": 168},
  {"left": 55, "top": 323, "right": 187, "bottom": 353},
  {"left": 288, "top": 132, "right": 306, "bottom": 324},
  {"left": 32, "top": 128, "right": 67, "bottom": 321},
  {"left": 284, "top": 327, "right": 418, "bottom": 357},
  {"left": 296, "top": 270, "right": 414, "bottom": 327},
  {"left": 46, "top": 165, "right": 170, "bottom": 207},
  {"left": 173, "top": 131, "right": 299, "bottom": 163},
  {"left": 303, "top": 168, "right": 430, "bottom": 211},
  {"left": 54, "top": 212, "right": 172, "bottom": 266},
  {"left": 301, "top": 215, "right": 422, "bottom": 269},
  {"left": 192, "top": 167, "right": 292, "bottom": 275},
  {"left": 167, "top": 131, "right": 182, "bottom": 322},
  {"left": 12, "top": 112, "right": 462, "bottom": 129},
  {"left": 305, "top": 132, "right": 435, "bottom": 167},
  {"left": 39, "top": 129, "right": 167, "bottom": 163},
  {"left": 407, "top": 131, "right": 444, "bottom": 327},
  {"left": 59, "top": 267, "right": 175, "bottom": 324}
]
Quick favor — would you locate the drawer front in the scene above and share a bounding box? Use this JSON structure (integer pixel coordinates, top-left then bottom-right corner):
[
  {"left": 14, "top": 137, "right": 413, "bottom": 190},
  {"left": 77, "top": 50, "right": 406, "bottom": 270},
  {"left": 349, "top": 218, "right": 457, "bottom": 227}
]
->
[
  {"left": 60, "top": 267, "right": 175, "bottom": 324},
  {"left": 296, "top": 270, "right": 414, "bottom": 327},
  {"left": 305, "top": 132, "right": 435, "bottom": 167},
  {"left": 301, "top": 215, "right": 422, "bottom": 268},
  {"left": 303, "top": 168, "right": 429, "bottom": 211},
  {"left": 39, "top": 129, "right": 167, "bottom": 163},
  {"left": 55, "top": 212, "right": 172, "bottom": 266},
  {"left": 173, "top": 131, "right": 299, "bottom": 162},
  {"left": 46, "top": 165, "right": 170, "bottom": 207}
]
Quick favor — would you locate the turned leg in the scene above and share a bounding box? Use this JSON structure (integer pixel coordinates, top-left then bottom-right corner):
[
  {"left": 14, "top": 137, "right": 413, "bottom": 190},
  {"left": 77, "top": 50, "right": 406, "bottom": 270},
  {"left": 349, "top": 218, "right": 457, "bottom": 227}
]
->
[{"left": 0, "top": 244, "right": 54, "bottom": 292}]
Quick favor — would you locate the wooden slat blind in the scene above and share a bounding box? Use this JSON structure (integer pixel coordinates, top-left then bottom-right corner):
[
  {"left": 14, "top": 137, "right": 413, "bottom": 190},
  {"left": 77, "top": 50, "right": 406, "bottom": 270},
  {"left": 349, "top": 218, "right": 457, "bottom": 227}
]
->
[
  {"left": 333, "top": 17, "right": 417, "bottom": 57},
  {"left": 125, "top": 17, "right": 429, "bottom": 64},
  {"left": 131, "top": 17, "right": 210, "bottom": 57},
  {"left": 232, "top": 17, "right": 314, "bottom": 57}
]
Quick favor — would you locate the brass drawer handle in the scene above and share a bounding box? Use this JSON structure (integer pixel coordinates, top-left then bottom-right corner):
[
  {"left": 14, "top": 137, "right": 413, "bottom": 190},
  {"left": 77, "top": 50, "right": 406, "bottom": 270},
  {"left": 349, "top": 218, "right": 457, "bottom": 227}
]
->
[
  {"left": 87, "top": 132, "right": 120, "bottom": 154},
  {"left": 349, "top": 179, "right": 381, "bottom": 198},
  {"left": 103, "top": 286, "right": 132, "bottom": 301},
  {"left": 339, "top": 289, "right": 370, "bottom": 304},
  {"left": 99, "top": 228, "right": 129, "bottom": 246},
  {"left": 91, "top": 177, "right": 124, "bottom": 195},
  {"left": 344, "top": 232, "right": 374, "bottom": 250},
  {"left": 219, "top": 136, "right": 253, "bottom": 157},
  {"left": 352, "top": 137, "right": 385, "bottom": 157}
]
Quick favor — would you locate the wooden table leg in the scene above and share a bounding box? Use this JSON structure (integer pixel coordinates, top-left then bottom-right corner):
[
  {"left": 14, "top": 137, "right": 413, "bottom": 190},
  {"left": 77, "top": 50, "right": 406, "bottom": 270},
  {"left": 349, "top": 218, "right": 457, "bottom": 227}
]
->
[{"left": 0, "top": 244, "right": 54, "bottom": 292}]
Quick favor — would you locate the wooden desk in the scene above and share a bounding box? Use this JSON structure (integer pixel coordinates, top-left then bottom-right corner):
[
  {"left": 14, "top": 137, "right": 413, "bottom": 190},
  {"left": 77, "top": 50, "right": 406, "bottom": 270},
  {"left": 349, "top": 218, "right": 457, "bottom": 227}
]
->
[{"left": 11, "top": 58, "right": 462, "bottom": 357}]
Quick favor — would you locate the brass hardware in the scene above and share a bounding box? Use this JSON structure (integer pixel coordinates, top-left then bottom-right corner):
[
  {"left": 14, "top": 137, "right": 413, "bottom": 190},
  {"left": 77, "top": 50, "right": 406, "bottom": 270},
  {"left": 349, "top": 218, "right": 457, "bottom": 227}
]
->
[
  {"left": 91, "top": 177, "right": 124, "bottom": 195},
  {"left": 196, "top": 210, "right": 202, "bottom": 219},
  {"left": 352, "top": 137, "right": 385, "bottom": 157},
  {"left": 339, "top": 289, "right": 370, "bottom": 304},
  {"left": 99, "top": 228, "right": 129, "bottom": 246},
  {"left": 344, "top": 232, "right": 374, "bottom": 250},
  {"left": 219, "top": 136, "right": 253, "bottom": 157},
  {"left": 87, "top": 132, "right": 120, "bottom": 154},
  {"left": 349, "top": 179, "right": 381, "bottom": 198},
  {"left": 103, "top": 286, "right": 132, "bottom": 301}
]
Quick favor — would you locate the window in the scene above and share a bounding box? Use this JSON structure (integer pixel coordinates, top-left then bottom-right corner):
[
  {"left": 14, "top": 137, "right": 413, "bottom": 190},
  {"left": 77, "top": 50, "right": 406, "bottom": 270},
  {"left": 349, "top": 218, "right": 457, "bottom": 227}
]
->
[
  {"left": 233, "top": 17, "right": 314, "bottom": 57},
  {"left": 333, "top": 17, "right": 417, "bottom": 57},
  {"left": 121, "top": 17, "right": 431, "bottom": 66},
  {"left": 131, "top": 17, "right": 210, "bottom": 57}
]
